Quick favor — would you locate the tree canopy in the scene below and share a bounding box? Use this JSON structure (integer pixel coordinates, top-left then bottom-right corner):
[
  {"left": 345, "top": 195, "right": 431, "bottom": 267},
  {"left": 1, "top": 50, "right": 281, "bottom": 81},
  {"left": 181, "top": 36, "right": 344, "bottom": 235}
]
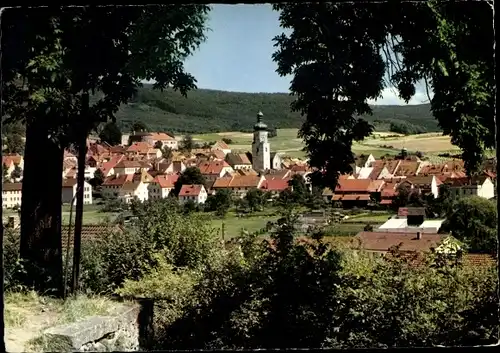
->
[
  {"left": 272, "top": 1, "right": 494, "bottom": 187},
  {"left": 99, "top": 122, "right": 122, "bottom": 146},
  {"left": 1, "top": 5, "right": 210, "bottom": 295}
]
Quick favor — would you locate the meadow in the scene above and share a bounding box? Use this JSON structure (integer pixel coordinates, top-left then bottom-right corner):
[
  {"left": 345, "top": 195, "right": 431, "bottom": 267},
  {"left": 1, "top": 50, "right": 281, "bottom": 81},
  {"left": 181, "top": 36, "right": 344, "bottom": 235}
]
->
[{"left": 192, "top": 128, "right": 462, "bottom": 159}]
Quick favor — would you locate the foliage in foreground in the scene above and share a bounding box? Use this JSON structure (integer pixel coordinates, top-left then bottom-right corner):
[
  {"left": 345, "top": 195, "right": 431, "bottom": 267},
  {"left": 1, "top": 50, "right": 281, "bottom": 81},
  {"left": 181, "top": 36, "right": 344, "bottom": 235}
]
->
[{"left": 5, "top": 200, "right": 497, "bottom": 349}]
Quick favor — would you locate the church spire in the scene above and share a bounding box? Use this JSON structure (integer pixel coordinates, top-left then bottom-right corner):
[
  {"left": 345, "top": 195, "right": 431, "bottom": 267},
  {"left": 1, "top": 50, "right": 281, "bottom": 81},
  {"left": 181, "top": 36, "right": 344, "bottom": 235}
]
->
[{"left": 254, "top": 111, "right": 267, "bottom": 131}]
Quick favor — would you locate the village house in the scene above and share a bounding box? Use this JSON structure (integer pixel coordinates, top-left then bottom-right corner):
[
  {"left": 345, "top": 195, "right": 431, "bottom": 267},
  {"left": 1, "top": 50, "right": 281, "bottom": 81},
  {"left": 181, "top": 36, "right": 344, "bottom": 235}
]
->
[
  {"left": 197, "top": 160, "right": 234, "bottom": 182},
  {"left": 212, "top": 174, "right": 265, "bottom": 198},
  {"left": 156, "top": 160, "right": 186, "bottom": 174},
  {"left": 118, "top": 180, "right": 149, "bottom": 203},
  {"left": 260, "top": 178, "right": 290, "bottom": 197},
  {"left": 211, "top": 140, "right": 232, "bottom": 155},
  {"left": 148, "top": 174, "right": 179, "bottom": 200},
  {"left": 270, "top": 152, "right": 283, "bottom": 170},
  {"left": 101, "top": 174, "right": 134, "bottom": 198},
  {"left": 444, "top": 176, "right": 495, "bottom": 200},
  {"left": 3, "top": 154, "right": 24, "bottom": 171},
  {"left": 2, "top": 182, "right": 22, "bottom": 209},
  {"left": 352, "top": 231, "right": 444, "bottom": 254},
  {"left": 61, "top": 179, "right": 93, "bottom": 205},
  {"left": 99, "top": 155, "right": 125, "bottom": 177},
  {"left": 354, "top": 154, "right": 376, "bottom": 172},
  {"left": 2, "top": 157, "right": 16, "bottom": 177},
  {"left": 113, "top": 160, "right": 145, "bottom": 176},
  {"left": 144, "top": 132, "right": 178, "bottom": 150},
  {"left": 126, "top": 142, "right": 162, "bottom": 159},
  {"left": 324, "top": 179, "right": 385, "bottom": 207},
  {"left": 225, "top": 153, "right": 253, "bottom": 170},
  {"left": 399, "top": 175, "right": 440, "bottom": 198},
  {"left": 394, "top": 160, "right": 422, "bottom": 177},
  {"left": 178, "top": 184, "right": 208, "bottom": 204}
]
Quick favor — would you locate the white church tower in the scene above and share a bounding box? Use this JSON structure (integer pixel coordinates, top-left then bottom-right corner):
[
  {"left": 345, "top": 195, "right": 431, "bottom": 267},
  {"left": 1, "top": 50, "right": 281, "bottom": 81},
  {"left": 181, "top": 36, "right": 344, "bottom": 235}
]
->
[{"left": 251, "top": 111, "right": 271, "bottom": 172}]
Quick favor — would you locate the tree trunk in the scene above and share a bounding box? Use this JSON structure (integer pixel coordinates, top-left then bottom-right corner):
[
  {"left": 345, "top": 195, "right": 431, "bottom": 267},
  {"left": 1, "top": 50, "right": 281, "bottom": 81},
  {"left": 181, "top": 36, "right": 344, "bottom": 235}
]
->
[
  {"left": 20, "top": 119, "right": 64, "bottom": 297},
  {"left": 1, "top": 146, "right": 6, "bottom": 352},
  {"left": 72, "top": 92, "right": 89, "bottom": 294}
]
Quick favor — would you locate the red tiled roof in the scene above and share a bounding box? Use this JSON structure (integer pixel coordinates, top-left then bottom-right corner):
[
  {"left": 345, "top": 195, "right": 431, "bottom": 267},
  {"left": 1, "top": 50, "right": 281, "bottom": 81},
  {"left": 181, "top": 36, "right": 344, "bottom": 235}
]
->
[
  {"left": 2, "top": 182, "right": 22, "bottom": 191},
  {"left": 62, "top": 179, "right": 78, "bottom": 188},
  {"left": 114, "top": 160, "right": 143, "bottom": 169},
  {"left": 127, "top": 142, "right": 153, "bottom": 153},
  {"left": 212, "top": 140, "right": 230, "bottom": 150},
  {"left": 260, "top": 178, "right": 290, "bottom": 191},
  {"left": 148, "top": 132, "right": 175, "bottom": 141},
  {"left": 213, "top": 175, "right": 262, "bottom": 188},
  {"left": 335, "top": 179, "right": 384, "bottom": 193},
  {"left": 102, "top": 174, "right": 133, "bottom": 186},
  {"left": 354, "top": 231, "right": 443, "bottom": 252},
  {"left": 198, "top": 161, "right": 227, "bottom": 175},
  {"left": 179, "top": 184, "right": 204, "bottom": 196},
  {"left": 154, "top": 174, "right": 178, "bottom": 188}
]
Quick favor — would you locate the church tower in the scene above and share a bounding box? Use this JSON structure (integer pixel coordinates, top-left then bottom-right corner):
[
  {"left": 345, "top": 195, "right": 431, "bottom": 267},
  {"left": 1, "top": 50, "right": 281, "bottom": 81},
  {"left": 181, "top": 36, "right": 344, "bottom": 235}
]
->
[{"left": 251, "top": 111, "right": 271, "bottom": 172}]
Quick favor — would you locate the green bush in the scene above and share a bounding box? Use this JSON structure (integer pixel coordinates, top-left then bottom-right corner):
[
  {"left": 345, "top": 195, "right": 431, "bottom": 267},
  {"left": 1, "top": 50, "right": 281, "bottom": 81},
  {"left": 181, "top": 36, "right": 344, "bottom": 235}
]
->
[{"left": 3, "top": 229, "right": 28, "bottom": 291}]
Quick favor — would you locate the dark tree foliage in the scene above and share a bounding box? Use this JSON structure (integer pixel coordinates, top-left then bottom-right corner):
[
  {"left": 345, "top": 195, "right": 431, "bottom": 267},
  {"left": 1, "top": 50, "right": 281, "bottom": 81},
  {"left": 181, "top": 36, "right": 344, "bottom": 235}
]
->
[
  {"left": 99, "top": 122, "right": 122, "bottom": 146},
  {"left": 131, "top": 121, "right": 149, "bottom": 133},
  {"left": 206, "top": 189, "right": 232, "bottom": 217},
  {"left": 441, "top": 196, "right": 497, "bottom": 254},
  {"left": 180, "top": 134, "right": 195, "bottom": 153},
  {"left": 272, "top": 1, "right": 494, "bottom": 185},
  {"left": 1, "top": 5, "right": 209, "bottom": 295},
  {"left": 173, "top": 167, "right": 206, "bottom": 196}
]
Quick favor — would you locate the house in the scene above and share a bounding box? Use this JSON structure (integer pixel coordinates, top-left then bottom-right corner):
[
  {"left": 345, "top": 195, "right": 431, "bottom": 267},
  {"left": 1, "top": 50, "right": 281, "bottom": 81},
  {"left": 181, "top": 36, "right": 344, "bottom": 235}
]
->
[
  {"left": 101, "top": 174, "right": 134, "bottom": 198},
  {"left": 270, "top": 152, "right": 283, "bottom": 170},
  {"left": 113, "top": 160, "right": 145, "bottom": 176},
  {"left": 225, "top": 153, "right": 253, "bottom": 170},
  {"left": 211, "top": 140, "right": 232, "bottom": 155},
  {"left": 353, "top": 231, "right": 444, "bottom": 254},
  {"left": 99, "top": 155, "right": 125, "bottom": 177},
  {"left": 325, "top": 179, "right": 385, "bottom": 207},
  {"left": 212, "top": 175, "right": 265, "bottom": 198},
  {"left": 118, "top": 180, "right": 149, "bottom": 203},
  {"left": 3, "top": 154, "right": 24, "bottom": 171},
  {"left": 394, "top": 160, "right": 421, "bottom": 177},
  {"left": 61, "top": 179, "right": 93, "bottom": 205},
  {"left": 144, "top": 132, "right": 178, "bottom": 150},
  {"left": 355, "top": 154, "right": 376, "bottom": 169},
  {"left": 2, "top": 157, "right": 15, "bottom": 176},
  {"left": 399, "top": 175, "right": 440, "bottom": 198},
  {"left": 260, "top": 178, "right": 290, "bottom": 197},
  {"left": 2, "top": 182, "right": 22, "bottom": 209},
  {"left": 148, "top": 174, "right": 179, "bottom": 200},
  {"left": 444, "top": 176, "right": 495, "bottom": 200},
  {"left": 126, "top": 142, "right": 162, "bottom": 159},
  {"left": 178, "top": 184, "right": 208, "bottom": 204},
  {"left": 197, "top": 161, "right": 234, "bottom": 182},
  {"left": 356, "top": 167, "right": 374, "bottom": 179}
]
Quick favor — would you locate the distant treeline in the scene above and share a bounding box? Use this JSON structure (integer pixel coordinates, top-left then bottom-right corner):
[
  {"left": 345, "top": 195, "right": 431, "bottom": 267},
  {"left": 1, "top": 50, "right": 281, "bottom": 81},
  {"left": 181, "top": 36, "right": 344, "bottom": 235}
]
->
[{"left": 108, "top": 85, "right": 440, "bottom": 134}]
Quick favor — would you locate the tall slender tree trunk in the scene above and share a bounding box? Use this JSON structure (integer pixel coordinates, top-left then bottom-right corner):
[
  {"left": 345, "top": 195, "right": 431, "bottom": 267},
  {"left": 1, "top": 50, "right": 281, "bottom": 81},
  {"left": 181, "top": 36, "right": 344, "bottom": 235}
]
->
[
  {"left": 72, "top": 92, "right": 89, "bottom": 294},
  {"left": 20, "top": 118, "right": 64, "bottom": 297}
]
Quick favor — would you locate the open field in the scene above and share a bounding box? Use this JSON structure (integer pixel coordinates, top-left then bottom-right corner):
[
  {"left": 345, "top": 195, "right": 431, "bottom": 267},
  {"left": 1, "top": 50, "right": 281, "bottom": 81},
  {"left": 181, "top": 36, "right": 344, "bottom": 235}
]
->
[
  {"left": 2, "top": 204, "right": 117, "bottom": 226},
  {"left": 192, "top": 128, "right": 464, "bottom": 159}
]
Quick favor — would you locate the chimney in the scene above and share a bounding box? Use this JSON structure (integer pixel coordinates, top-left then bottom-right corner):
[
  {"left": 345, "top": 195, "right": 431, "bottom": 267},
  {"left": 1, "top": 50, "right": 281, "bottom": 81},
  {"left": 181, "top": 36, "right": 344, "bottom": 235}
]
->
[{"left": 416, "top": 231, "right": 422, "bottom": 240}]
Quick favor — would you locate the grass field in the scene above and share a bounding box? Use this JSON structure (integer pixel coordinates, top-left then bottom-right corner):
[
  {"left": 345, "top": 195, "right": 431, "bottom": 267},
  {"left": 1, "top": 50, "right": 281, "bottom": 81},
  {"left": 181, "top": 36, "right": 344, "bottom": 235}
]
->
[
  {"left": 192, "top": 128, "right": 464, "bottom": 159},
  {"left": 2, "top": 205, "right": 117, "bottom": 226}
]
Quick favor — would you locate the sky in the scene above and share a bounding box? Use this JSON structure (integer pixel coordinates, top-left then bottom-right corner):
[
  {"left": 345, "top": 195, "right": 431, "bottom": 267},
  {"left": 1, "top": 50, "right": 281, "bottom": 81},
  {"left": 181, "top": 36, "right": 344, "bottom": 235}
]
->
[{"left": 181, "top": 4, "right": 432, "bottom": 106}]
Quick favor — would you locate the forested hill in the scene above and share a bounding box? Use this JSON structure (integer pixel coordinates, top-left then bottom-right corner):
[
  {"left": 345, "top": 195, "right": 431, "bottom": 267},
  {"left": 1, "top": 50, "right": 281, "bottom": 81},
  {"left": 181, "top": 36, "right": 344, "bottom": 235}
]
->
[{"left": 111, "top": 84, "right": 439, "bottom": 134}]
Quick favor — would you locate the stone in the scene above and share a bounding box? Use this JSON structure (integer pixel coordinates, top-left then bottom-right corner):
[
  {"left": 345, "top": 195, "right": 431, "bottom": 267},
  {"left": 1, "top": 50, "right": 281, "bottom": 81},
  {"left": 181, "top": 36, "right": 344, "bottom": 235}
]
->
[{"left": 42, "top": 306, "right": 140, "bottom": 351}]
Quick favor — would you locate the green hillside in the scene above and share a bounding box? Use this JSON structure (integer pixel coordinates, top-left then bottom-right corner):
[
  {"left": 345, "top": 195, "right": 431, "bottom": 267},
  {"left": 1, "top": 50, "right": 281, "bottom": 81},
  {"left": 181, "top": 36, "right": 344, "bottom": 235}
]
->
[{"left": 111, "top": 84, "right": 439, "bottom": 134}]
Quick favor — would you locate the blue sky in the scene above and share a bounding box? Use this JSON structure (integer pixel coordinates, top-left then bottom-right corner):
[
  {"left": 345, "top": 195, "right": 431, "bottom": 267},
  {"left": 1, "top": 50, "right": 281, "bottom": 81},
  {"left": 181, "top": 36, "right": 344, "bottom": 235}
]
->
[{"left": 181, "top": 4, "right": 431, "bottom": 106}]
